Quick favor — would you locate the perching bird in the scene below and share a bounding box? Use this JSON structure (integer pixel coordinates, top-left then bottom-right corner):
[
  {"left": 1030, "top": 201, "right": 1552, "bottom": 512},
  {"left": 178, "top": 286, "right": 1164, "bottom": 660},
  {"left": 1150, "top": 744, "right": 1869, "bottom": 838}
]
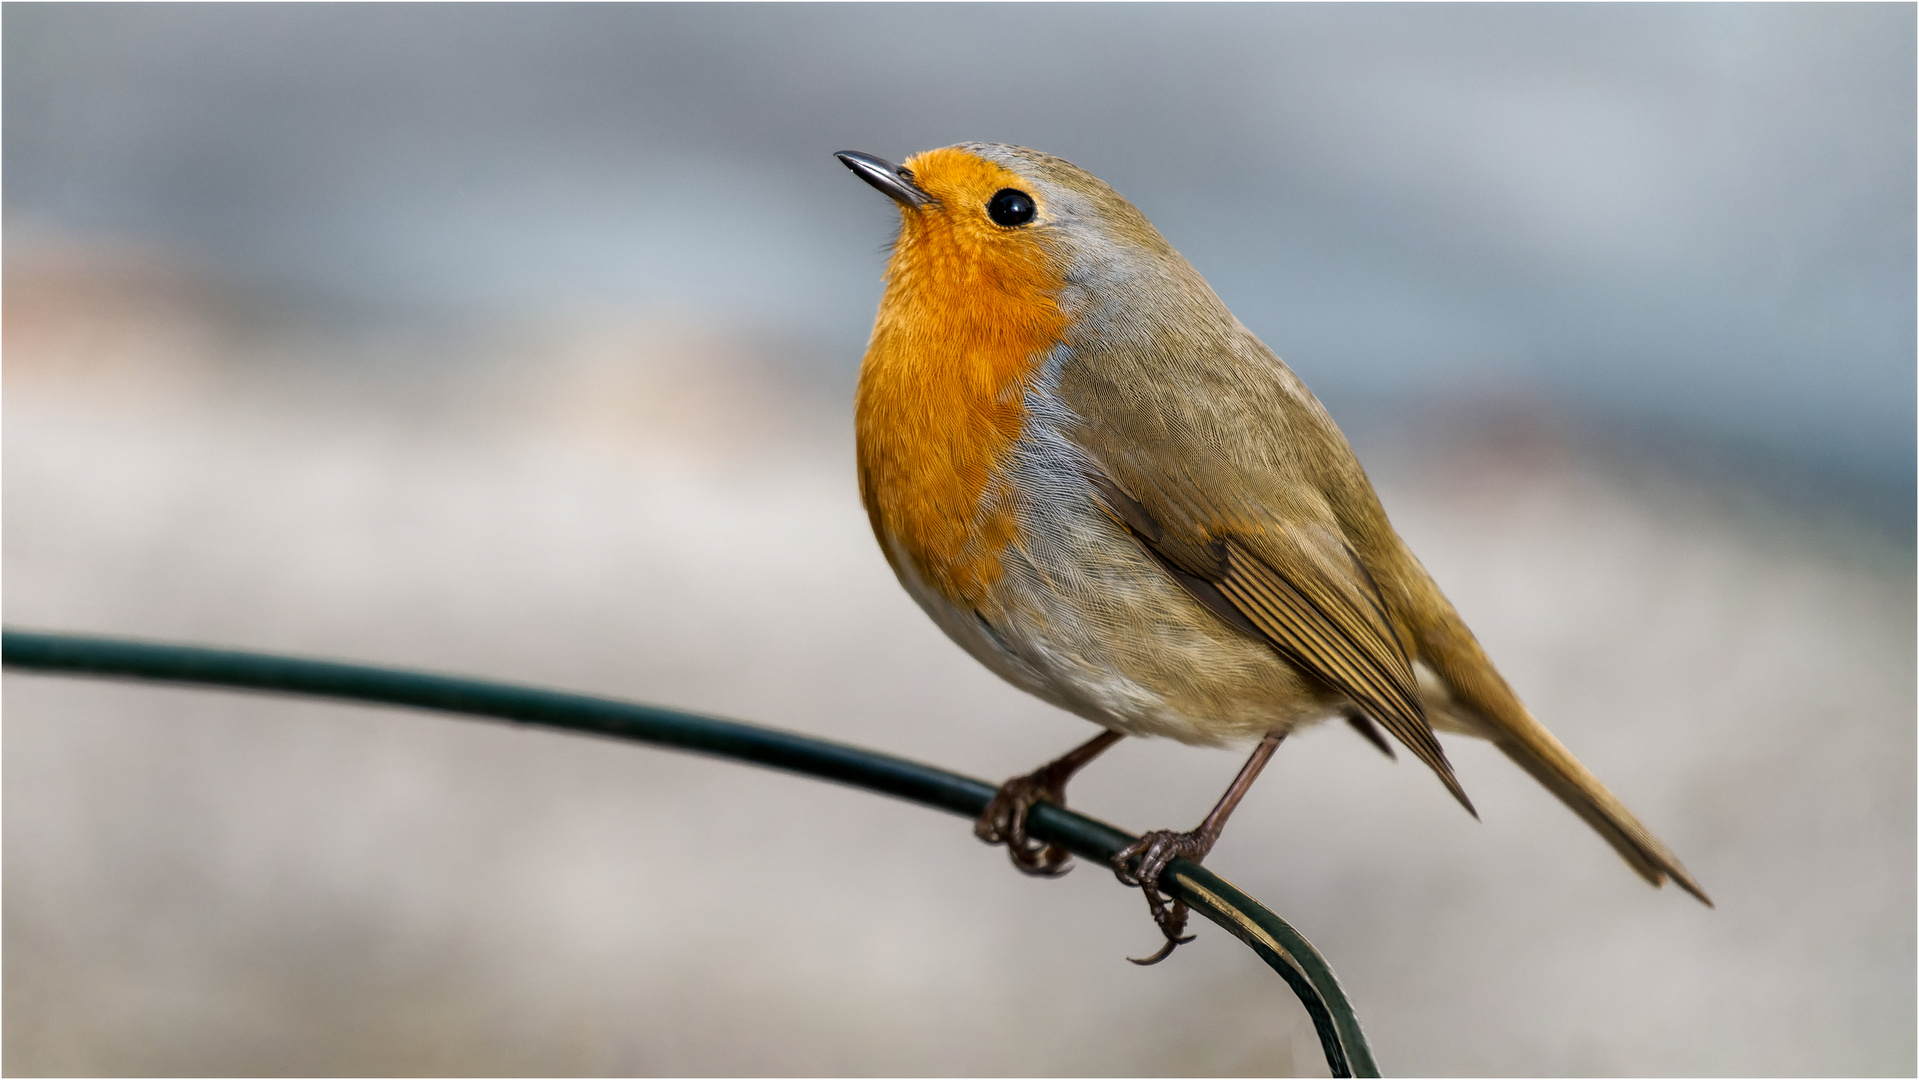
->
[{"left": 837, "top": 143, "right": 1710, "bottom": 963}]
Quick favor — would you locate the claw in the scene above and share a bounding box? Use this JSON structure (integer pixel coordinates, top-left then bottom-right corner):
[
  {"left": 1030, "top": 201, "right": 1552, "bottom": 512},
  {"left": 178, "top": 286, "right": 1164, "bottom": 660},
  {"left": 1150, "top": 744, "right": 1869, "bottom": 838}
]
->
[
  {"left": 976, "top": 769, "right": 1076, "bottom": 875},
  {"left": 1129, "top": 935, "right": 1191, "bottom": 966},
  {"left": 977, "top": 731, "right": 1125, "bottom": 879},
  {"left": 1112, "top": 828, "right": 1215, "bottom": 964},
  {"left": 1110, "top": 732, "right": 1283, "bottom": 966},
  {"left": 1008, "top": 834, "right": 1073, "bottom": 877}
]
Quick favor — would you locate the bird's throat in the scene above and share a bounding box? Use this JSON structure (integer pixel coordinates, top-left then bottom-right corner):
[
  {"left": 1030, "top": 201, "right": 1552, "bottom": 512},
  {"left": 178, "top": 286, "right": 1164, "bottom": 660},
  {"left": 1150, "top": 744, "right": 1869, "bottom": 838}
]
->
[{"left": 854, "top": 211, "right": 1068, "bottom": 607}]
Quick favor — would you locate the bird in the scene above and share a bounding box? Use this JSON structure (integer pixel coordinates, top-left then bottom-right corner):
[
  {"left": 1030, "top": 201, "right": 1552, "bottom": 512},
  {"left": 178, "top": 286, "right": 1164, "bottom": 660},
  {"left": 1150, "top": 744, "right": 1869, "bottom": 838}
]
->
[{"left": 836, "top": 143, "right": 1711, "bottom": 964}]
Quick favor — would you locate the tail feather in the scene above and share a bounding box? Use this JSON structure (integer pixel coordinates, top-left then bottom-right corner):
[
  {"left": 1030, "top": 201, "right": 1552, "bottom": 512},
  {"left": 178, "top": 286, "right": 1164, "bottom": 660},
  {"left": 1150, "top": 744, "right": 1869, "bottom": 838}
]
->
[
  {"left": 1490, "top": 713, "right": 1713, "bottom": 906},
  {"left": 1413, "top": 607, "right": 1713, "bottom": 907}
]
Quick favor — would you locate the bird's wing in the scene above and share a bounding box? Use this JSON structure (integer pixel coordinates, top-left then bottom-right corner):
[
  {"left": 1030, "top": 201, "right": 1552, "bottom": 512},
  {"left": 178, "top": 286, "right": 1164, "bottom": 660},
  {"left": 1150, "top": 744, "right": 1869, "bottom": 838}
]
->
[
  {"left": 1056, "top": 321, "right": 1709, "bottom": 894},
  {"left": 1084, "top": 466, "right": 1475, "bottom": 815}
]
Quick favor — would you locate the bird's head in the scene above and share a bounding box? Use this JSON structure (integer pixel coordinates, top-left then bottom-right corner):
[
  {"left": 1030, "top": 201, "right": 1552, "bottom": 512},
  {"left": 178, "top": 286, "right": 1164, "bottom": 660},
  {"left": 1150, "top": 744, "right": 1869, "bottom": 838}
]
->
[{"left": 837, "top": 143, "right": 1210, "bottom": 351}]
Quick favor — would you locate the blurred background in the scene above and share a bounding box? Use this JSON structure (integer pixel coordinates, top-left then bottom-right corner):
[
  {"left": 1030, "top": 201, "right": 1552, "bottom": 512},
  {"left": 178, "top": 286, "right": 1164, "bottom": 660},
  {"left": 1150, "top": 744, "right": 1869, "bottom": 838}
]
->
[{"left": 4, "top": 4, "right": 1912, "bottom": 1075}]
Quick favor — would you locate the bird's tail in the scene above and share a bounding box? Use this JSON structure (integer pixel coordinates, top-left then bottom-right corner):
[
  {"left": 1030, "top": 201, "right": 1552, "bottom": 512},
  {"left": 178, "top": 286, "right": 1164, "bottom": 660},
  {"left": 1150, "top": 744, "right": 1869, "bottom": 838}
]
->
[
  {"left": 1414, "top": 607, "right": 1713, "bottom": 907},
  {"left": 1485, "top": 699, "right": 1712, "bottom": 905}
]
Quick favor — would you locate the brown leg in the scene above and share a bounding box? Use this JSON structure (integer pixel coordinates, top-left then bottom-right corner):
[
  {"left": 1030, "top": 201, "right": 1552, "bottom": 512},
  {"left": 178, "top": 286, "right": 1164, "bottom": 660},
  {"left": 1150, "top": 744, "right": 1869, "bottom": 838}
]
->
[
  {"left": 1114, "top": 731, "right": 1286, "bottom": 965},
  {"left": 976, "top": 729, "right": 1124, "bottom": 876}
]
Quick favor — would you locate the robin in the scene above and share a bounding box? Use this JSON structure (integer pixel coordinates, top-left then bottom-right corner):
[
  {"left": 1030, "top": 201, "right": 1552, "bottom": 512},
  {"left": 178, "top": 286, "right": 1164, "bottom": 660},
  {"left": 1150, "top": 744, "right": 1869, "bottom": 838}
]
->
[{"left": 837, "top": 144, "right": 1710, "bottom": 964}]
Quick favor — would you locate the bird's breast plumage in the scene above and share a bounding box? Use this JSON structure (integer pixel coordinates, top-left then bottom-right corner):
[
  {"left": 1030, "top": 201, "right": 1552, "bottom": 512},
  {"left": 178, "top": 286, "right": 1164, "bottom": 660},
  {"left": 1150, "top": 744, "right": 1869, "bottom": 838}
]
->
[{"left": 853, "top": 149, "right": 1071, "bottom": 608}]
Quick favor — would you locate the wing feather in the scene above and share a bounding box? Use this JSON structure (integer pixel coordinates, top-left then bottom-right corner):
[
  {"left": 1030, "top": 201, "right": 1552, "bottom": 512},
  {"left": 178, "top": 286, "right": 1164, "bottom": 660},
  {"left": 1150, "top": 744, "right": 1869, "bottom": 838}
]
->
[
  {"left": 1090, "top": 469, "right": 1474, "bottom": 813},
  {"left": 1218, "top": 540, "right": 1473, "bottom": 813}
]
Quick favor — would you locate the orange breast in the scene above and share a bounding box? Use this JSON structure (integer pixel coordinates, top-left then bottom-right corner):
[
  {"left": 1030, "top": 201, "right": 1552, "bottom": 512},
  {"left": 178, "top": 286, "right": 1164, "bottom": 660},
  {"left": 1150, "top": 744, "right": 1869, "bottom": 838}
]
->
[{"left": 854, "top": 148, "right": 1069, "bottom": 607}]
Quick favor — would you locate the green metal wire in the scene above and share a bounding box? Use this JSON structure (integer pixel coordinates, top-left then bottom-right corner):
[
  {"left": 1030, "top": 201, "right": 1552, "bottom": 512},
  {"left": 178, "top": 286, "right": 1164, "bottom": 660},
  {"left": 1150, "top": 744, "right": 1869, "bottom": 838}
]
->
[{"left": 3, "top": 627, "right": 1379, "bottom": 1077}]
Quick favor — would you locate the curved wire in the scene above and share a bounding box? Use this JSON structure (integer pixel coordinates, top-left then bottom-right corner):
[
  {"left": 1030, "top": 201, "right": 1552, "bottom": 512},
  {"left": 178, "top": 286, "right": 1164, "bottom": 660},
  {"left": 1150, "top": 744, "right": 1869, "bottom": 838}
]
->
[{"left": 2, "top": 627, "right": 1378, "bottom": 1077}]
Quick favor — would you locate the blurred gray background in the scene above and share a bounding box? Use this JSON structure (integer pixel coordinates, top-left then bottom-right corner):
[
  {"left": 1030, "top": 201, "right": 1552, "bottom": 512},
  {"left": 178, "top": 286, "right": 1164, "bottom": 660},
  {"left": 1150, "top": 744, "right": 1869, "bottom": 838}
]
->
[{"left": 5, "top": 4, "right": 1913, "bottom": 1076}]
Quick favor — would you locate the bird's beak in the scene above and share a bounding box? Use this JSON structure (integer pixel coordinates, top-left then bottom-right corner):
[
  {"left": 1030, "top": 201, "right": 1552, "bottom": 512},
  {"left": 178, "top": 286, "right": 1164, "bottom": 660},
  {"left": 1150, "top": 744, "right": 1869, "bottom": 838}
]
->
[{"left": 836, "top": 151, "right": 933, "bottom": 209}]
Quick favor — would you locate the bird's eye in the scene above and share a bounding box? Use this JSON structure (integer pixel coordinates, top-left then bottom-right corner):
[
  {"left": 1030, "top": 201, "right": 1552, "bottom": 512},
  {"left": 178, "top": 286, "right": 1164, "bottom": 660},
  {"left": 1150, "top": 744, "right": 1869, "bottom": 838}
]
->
[{"left": 987, "top": 188, "right": 1036, "bottom": 227}]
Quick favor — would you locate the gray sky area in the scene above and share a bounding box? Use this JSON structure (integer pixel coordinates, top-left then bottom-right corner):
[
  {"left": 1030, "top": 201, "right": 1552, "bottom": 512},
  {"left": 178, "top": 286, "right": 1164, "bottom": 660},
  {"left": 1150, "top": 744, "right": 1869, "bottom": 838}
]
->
[{"left": 5, "top": 4, "right": 1913, "bottom": 515}]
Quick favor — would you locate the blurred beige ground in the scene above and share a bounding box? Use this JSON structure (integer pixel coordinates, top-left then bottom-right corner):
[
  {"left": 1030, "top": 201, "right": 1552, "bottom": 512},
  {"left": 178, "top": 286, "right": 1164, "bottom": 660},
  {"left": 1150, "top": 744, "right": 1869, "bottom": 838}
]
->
[{"left": 5, "top": 251, "right": 1913, "bottom": 1076}]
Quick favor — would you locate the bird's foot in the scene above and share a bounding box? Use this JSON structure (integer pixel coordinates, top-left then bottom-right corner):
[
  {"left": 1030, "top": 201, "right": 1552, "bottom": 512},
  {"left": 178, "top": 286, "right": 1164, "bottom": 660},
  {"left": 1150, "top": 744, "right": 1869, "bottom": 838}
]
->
[
  {"left": 975, "top": 769, "right": 1074, "bottom": 877},
  {"left": 1113, "top": 828, "right": 1216, "bottom": 965}
]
